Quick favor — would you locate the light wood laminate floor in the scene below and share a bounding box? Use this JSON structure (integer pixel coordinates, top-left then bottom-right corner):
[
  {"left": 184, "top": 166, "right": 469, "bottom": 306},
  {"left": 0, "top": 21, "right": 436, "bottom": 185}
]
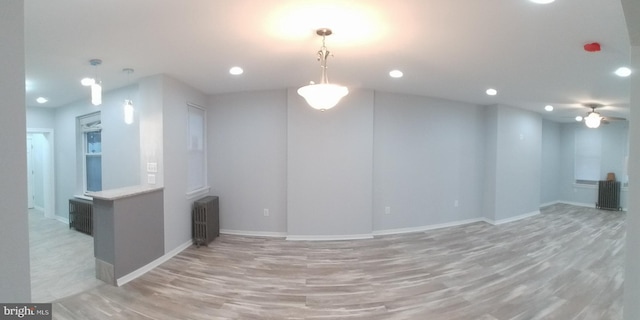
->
[
  {"left": 29, "top": 209, "right": 103, "bottom": 302},
  {"left": 52, "top": 204, "right": 625, "bottom": 319}
]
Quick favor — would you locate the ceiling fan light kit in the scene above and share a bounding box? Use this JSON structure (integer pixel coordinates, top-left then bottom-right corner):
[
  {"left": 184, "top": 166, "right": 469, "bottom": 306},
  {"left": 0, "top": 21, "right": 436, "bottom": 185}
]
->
[{"left": 584, "top": 111, "right": 602, "bottom": 128}]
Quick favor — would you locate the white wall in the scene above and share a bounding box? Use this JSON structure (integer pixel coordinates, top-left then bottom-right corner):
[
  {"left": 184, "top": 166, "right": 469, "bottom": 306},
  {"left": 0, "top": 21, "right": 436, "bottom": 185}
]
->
[
  {"left": 373, "top": 92, "right": 486, "bottom": 231},
  {"left": 0, "top": 0, "right": 30, "bottom": 302},
  {"left": 208, "top": 90, "right": 288, "bottom": 235},
  {"left": 540, "top": 120, "right": 562, "bottom": 205},
  {"left": 287, "top": 89, "right": 374, "bottom": 238}
]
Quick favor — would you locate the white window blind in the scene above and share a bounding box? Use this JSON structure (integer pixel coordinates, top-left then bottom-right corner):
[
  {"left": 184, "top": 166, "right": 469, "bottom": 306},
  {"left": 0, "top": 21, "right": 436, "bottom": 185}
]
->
[
  {"left": 187, "top": 104, "right": 206, "bottom": 192},
  {"left": 574, "top": 129, "right": 602, "bottom": 182}
]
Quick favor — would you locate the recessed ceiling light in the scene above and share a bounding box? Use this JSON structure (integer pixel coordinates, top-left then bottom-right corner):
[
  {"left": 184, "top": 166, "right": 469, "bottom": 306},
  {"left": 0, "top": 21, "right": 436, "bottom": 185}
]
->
[
  {"left": 229, "top": 66, "right": 243, "bottom": 75},
  {"left": 615, "top": 67, "right": 632, "bottom": 77},
  {"left": 80, "top": 78, "right": 95, "bottom": 86},
  {"left": 389, "top": 70, "right": 403, "bottom": 78},
  {"left": 486, "top": 88, "right": 498, "bottom": 96},
  {"left": 530, "top": 0, "right": 555, "bottom": 3},
  {"left": 544, "top": 105, "right": 554, "bottom": 111},
  {"left": 575, "top": 116, "right": 583, "bottom": 122},
  {"left": 36, "top": 97, "right": 48, "bottom": 104}
]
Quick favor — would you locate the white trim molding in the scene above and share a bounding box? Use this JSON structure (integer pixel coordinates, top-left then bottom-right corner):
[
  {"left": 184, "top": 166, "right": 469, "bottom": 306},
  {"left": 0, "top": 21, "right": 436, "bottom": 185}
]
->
[
  {"left": 286, "top": 234, "right": 374, "bottom": 241},
  {"left": 373, "top": 218, "right": 486, "bottom": 236},
  {"left": 483, "top": 210, "right": 541, "bottom": 225},
  {"left": 56, "top": 215, "right": 69, "bottom": 225},
  {"left": 116, "top": 239, "right": 192, "bottom": 286},
  {"left": 558, "top": 201, "right": 595, "bottom": 208},
  {"left": 221, "top": 229, "right": 288, "bottom": 238}
]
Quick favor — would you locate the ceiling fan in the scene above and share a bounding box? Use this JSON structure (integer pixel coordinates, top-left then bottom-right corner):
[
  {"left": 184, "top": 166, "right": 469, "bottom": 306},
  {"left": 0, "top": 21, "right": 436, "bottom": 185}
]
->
[{"left": 575, "top": 103, "right": 626, "bottom": 128}]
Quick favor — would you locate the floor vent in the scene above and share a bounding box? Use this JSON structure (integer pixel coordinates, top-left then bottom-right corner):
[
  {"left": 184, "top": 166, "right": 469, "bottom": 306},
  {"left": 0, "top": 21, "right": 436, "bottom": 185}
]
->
[
  {"left": 596, "top": 180, "right": 622, "bottom": 211},
  {"left": 192, "top": 196, "right": 219, "bottom": 247}
]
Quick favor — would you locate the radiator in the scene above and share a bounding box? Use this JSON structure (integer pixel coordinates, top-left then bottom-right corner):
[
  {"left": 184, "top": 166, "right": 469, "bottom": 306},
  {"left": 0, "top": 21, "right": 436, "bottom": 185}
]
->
[
  {"left": 69, "top": 198, "right": 93, "bottom": 235},
  {"left": 596, "top": 180, "right": 621, "bottom": 211},
  {"left": 192, "top": 196, "right": 219, "bottom": 247}
]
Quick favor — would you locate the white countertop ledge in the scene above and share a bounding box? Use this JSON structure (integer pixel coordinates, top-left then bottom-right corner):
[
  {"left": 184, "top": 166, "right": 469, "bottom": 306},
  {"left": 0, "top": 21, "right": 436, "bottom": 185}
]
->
[{"left": 88, "top": 185, "right": 164, "bottom": 201}]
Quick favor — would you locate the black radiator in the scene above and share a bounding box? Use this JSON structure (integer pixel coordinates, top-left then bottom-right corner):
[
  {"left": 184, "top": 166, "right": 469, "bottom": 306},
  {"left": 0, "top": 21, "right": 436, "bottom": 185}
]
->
[
  {"left": 192, "top": 196, "right": 219, "bottom": 247},
  {"left": 596, "top": 180, "right": 621, "bottom": 211},
  {"left": 69, "top": 198, "right": 93, "bottom": 235}
]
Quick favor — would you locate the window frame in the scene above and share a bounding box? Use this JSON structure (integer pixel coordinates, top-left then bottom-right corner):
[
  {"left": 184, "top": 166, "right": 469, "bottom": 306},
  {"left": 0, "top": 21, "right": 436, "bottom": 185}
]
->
[
  {"left": 186, "top": 103, "right": 209, "bottom": 198},
  {"left": 78, "top": 112, "right": 102, "bottom": 194}
]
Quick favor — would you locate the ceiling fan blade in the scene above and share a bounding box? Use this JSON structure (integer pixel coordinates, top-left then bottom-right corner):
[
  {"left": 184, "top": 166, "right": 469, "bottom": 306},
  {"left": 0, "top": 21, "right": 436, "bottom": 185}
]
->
[{"left": 602, "top": 116, "right": 626, "bottom": 121}]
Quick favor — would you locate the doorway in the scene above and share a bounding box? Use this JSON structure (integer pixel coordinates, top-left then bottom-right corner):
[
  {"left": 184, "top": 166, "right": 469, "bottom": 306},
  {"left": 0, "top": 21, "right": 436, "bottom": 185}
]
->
[{"left": 26, "top": 129, "right": 55, "bottom": 218}]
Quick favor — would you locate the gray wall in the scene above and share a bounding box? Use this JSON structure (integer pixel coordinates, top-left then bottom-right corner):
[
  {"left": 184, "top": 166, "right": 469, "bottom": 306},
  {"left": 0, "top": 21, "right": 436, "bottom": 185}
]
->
[
  {"left": 623, "top": 17, "right": 640, "bottom": 318},
  {"left": 0, "top": 0, "right": 31, "bottom": 302},
  {"left": 26, "top": 107, "right": 55, "bottom": 128},
  {"left": 541, "top": 120, "right": 562, "bottom": 205},
  {"left": 160, "top": 75, "right": 208, "bottom": 252},
  {"left": 558, "top": 121, "right": 629, "bottom": 208},
  {"left": 208, "top": 90, "right": 550, "bottom": 237},
  {"left": 483, "top": 106, "right": 499, "bottom": 223},
  {"left": 208, "top": 90, "right": 288, "bottom": 234},
  {"left": 373, "top": 92, "right": 485, "bottom": 231},
  {"left": 53, "top": 86, "right": 141, "bottom": 219},
  {"left": 101, "top": 85, "right": 140, "bottom": 190},
  {"left": 138, "top": 75, "right": 165, "bottom": 188},
  {"left": 485, "top": 105, "right": 542, "bottom": 222},
  {"left": 287, "top": 89, "right": 374, "bottom": 237}
]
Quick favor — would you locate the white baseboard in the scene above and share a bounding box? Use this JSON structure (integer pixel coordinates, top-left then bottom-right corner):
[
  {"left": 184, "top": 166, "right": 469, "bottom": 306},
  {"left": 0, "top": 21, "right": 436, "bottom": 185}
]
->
[
  {"left": 373, "top": 218, "right": 486, "bottom": 236},
  {"left": 221, "top": 229, "right": 288, "bottom": 238},
  {"left": 116, "top": 239, "right": 192, "bottom": 287},
  {"left": 558, "top": 201, "right": 595, "bottom": 208},
  {"left": 484, "top": 210, "right": 541, "bottom": 225},
  {"left": 55, "top": 215, "right": 69, "bottom": 224},
  {"left": 539, "top": 201, "right": 560, "bottom": 208},
  {"left": 286, "top": 234, "right": 374, "bottom": 241}
]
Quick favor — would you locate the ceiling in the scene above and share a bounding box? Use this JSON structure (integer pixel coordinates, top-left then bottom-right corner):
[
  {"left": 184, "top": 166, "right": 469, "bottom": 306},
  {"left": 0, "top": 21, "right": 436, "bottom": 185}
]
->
[{"left": 24, "top": 0, "right": 632, "bottom": 122}]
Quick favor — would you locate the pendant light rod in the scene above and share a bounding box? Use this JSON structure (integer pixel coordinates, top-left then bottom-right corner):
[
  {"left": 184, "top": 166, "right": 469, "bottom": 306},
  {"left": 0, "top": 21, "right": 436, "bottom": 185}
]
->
[
  {"left": 316, "top": 29, "right": 331, "bottom": 85},
  {"left": 123, "top": 68, "right": 135, "bottom": 124},
  {"left": 89, "top": 59, "right": 103, "bottom": 106}
]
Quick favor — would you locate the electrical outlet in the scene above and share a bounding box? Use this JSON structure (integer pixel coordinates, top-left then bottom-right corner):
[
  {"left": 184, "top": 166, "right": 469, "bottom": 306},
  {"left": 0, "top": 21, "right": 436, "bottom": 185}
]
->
[
  {"left": 263, "top": 208, "right": 269, "bottom": 217},
  {"left": 147, "top": 162, "right": 158, "bottom": 173},
  {"left": 147, "top": 174, "right": 156, "bottom": 185},
  {"left": 385, "top": 206, "right": 391, "bottom": 215},
  {"left": 454, "top": 200, "right": 459, "bottom": 207}
]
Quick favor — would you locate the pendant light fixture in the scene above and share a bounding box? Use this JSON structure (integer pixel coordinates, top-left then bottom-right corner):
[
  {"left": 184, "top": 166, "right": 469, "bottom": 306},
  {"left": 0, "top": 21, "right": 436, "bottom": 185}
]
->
[
  {"left": 89, "top": 59, "right": 102, "bottom": 106},
  {"left": 123, "top": 68, "right": 135, "bottom": 125},
  {"left": 297, "top": 28, "right": 348, "bottom": 111}
]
